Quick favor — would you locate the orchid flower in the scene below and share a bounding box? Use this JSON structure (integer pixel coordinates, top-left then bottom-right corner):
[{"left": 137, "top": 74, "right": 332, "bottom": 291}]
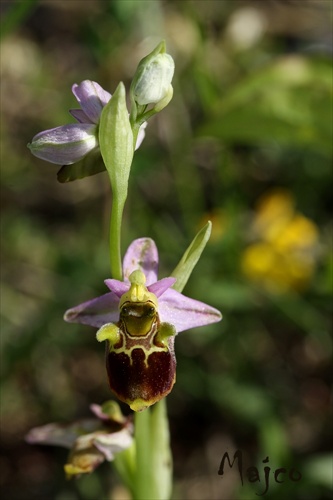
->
[
  {"left": 65, "top": 238, "right": 222, "bottom": 411},
  {"left": 28, "top": 80, "right": 146, "bottom": 166},
  {"left": 25, "top": 401, "right": 133, "bottom": 478}
]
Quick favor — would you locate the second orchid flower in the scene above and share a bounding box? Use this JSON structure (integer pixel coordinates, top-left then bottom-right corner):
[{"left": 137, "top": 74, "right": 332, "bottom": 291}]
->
[{"left": 65, "top": 238, "right": 222, "bottom": 412}]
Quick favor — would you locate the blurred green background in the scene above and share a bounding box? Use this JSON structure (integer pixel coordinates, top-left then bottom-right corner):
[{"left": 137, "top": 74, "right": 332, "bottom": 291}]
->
[{"left": 1, "top": 1, "right": 332, "bottom": 499}]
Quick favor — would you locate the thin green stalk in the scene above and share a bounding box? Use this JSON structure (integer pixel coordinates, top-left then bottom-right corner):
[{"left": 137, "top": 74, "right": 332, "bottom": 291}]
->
[
  {"left": 134, "top": 409, "right": 153, "bottom": 499},
  {"left": 109, "top": 192, "right": 126, "bottom": 280},
  {"left": 113, "top": 444, "right": 136, "bottom": 496},
  {"left": 131, "top": 108, "right": 146, "bottom": 153},
  {"left": 132, "top": 124, "right": 140, "bottom": 154},
  {"left": 150, "top": 398, "right": 172, "bottom": 499},
  {"left": 133, "top": 399, "right": 172, "bottom": 500}
]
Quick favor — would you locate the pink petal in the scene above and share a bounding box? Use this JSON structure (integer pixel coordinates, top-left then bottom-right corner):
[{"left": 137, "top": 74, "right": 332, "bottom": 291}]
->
[
  {"left": 28, "top": 123, "right": 97, "bottom": 165},
  {"left": 72, "top": 80, "right": 111, "bottom": 124},
  {"left": 69, "top": 108, "right": 92, "bottom": 123},
  {"left": 90, "top": 404, "right": 110, "bottom": 422},
  {"left": 104, "top": 279, "right": 129, "bottom": 297},
  {"left": 158, "top": 288, "right": 222, "bottom": 333},
  {"left": 122, "top": 238, "right": 158, "bottom": 285},
  {"left": 89, "top": 402, "right": 127, "bottom": 425},
  {"left": 25, "top": 419, "right": 100, "bottom": 448},
  {"left": 148, "top": 277, "right": 176, "bottom": 297},
  {"left": 93, "top": 429, "right": 133, "bottom": 461},
  {"left": 64, "top": 292, "right": 119, "bottom": 328}
]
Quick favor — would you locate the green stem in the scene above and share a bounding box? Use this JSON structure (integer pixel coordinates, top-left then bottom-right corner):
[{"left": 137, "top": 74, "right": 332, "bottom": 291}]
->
[
  {"left": 109, "top": 190, "right": 126, "bottom": 280},
  {"left": 131, "top": 111, "right": 146, "bottom": 152},
  {"left": 132, "top": 124, "right": 140, "bottom": 154},
  {"left": 113, "top": 444, "right": 136, "bottom": 495},
  {"left": 134, "top": 409, "right": 153, "bottom": 499},
  {"left": 150, "top": 399, "right": 172, "bottom": 499},
  {"left": 133, "top": 399, "right": 172, "bottom": 500}
]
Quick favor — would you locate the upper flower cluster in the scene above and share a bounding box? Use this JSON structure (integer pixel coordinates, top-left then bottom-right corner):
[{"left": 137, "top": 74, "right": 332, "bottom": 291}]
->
[
  {"left": 28, "top": 80, "right": 146, "bottom": 167},
  {"left": 27, "top": 42, "right": 175, "bottom": 176}
]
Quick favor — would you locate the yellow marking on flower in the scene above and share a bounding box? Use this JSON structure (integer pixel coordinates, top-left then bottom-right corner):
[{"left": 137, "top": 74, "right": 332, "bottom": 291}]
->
[
  {"left": 96, "top": 270, "right": 177, "bottom": 410},
  {"left": 119, "top": 270, "right": 158, "bottom": 309},
  {"left": 96, "top": 323, "right": 120, "bottom": 344},
  {"left": 102, "top": 318, "right": 175, "bottom": 368},
  {"left": 111, "top": 341, "right": 169, "bottom": 368},
  {"left": 130, "top": 398, "right": 154, "bottom": 412},
  {"left": 96, "top": 271, "right": 175, "bottom": 367}
]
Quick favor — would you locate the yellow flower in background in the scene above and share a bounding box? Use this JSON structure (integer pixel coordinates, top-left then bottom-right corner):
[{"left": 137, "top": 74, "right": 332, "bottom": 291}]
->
[
  {"left": 242, "top": 190, "right": 319, "bottom": 292},
  {"left": 252, "top": 190, "right": 295, "bottom": 242},
  {"left": 274, "top": 214, "right": 318, "bottom": 252}
]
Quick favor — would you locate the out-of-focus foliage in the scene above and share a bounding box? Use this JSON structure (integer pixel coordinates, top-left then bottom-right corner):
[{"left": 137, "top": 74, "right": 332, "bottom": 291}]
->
[
  {"left": 1, "top": 1, "right": 332, "bottom": 499},
  {"left": 201, "top": 57, "right": 332, "bottom": 155}
]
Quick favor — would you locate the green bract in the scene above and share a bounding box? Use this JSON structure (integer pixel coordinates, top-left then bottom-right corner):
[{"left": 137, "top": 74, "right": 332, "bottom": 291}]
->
[
  {"left": 171, "top": 221, "right": 212, "bottom": 293},
  {"left": 99, "top": 82, "right": 134, "bottom": 194}
]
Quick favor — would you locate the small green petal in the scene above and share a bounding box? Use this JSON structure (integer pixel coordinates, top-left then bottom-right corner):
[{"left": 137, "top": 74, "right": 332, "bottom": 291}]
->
[
  {"left": 155, "top": 322, "right": 176, "bottom": 347},
  {"left": 96, "top": 323, "right": 120, "bottom": 346}
]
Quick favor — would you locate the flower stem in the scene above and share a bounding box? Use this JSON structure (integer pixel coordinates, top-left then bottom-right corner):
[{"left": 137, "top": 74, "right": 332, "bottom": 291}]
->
[
  {"left": 133, "top": 399, "right": 172, "bottom": 500},
  {"left": 109, "top": 191, "right": 126, "bottom": 280},
  {"left": 132, "top": 124, "right": 140, "bottom": 154},
  {"left": 150, "top": 398, "right": 172, "bottom": 499},
  {"left": 134, "top": 408, "right": 152, "bottom": 499},
  {"left": 113, "top": 444, "right": 136, "bottom": 495}
]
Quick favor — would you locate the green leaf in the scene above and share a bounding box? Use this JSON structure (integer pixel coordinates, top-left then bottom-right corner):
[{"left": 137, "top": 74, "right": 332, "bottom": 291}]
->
[
  {"left": 302, "top": 454, "right": 333, "bottom": 489},
  {"left": 171, "top": 221, "right": 212, "bottom": 293},
  {"left": 57, "top": 149, "right": 105, "bottom": 182},
  {"left": 200, "top": 56, "right": 332, "bottom": 156}
]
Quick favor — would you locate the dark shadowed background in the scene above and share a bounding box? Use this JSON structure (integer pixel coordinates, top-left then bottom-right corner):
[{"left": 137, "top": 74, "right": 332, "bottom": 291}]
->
[{"left": 1, "top": 1, "right": 332, "bottom": 499}]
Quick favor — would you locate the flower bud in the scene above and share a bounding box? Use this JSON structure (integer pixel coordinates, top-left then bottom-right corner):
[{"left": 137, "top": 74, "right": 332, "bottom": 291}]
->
[
  {"left": 28, "top": 124, "right": 98, "bottom": 165},
  {"left": 131, "top": 41, "right": 175, "bottom": 106}
]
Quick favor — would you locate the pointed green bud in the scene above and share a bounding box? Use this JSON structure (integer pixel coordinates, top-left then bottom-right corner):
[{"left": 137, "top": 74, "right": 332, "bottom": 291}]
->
[
  {"left": 171, "top": 221, "right": 212, "bottom": 293},
  {"left": 99, "top": 82, "right": 133, "bottom": 194},
  {"left": 131, "top": 41, "right": 174, "bottom": 107}
]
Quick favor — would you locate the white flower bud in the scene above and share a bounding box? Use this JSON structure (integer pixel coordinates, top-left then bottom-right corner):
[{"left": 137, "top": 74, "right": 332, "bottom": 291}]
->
[{"left": 131, "top": 42, "right": 175, "bottom": 106}]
